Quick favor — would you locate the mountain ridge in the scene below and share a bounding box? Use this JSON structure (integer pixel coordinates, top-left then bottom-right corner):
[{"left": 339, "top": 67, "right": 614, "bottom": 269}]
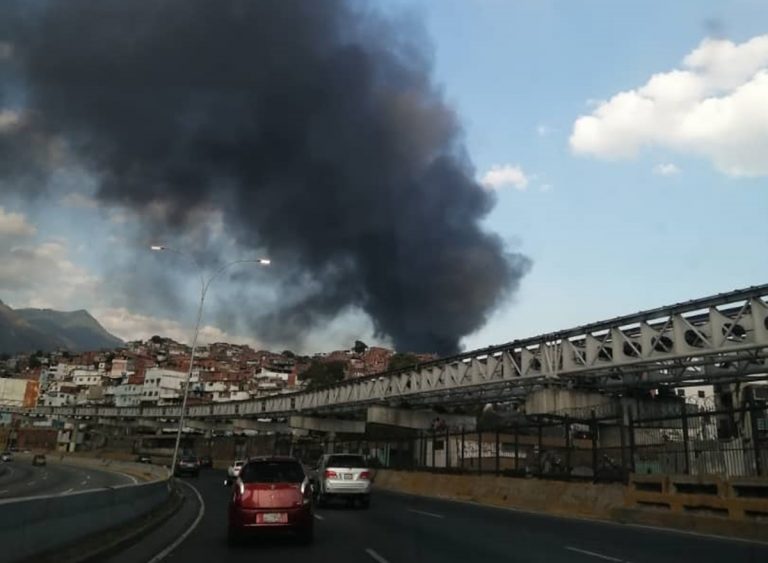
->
[{"left": 0, "top": 302, "right": 124, "bottom": 354}]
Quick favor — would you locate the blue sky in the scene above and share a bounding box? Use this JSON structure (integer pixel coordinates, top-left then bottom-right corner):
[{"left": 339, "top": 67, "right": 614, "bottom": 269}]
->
[
  {"left": 1, "top": 0, "right": 766, "bottom": 352},
  {"left": 386, "top": 0, "right": 768, "bottom": 349}
]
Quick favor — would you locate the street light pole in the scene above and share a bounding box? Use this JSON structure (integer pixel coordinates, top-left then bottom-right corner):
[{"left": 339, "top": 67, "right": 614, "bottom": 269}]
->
[{"left": 150, "top": 245, "right": 270, "bottom": 475}]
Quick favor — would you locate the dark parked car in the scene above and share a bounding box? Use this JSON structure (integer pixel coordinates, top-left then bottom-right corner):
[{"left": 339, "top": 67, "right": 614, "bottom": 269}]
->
[
  {"left": 32, "top": 454, "right": 46, "bottom": 467},
  {"left": 175, "top": 455, "right": 200, "bottom": 477},
  {"left": 136, "top": 455, "right": 152, "bottom": 464},
  {"left": 199, "top": 455, "right": 213, "bottom": 468},
  {"left": 228, "top": 457, "right": 313, "bottom": 545}
]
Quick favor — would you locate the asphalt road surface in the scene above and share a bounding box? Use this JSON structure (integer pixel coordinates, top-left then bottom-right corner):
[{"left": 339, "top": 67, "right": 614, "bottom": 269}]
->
[
  {"left": 0, "top": 458, "right": 135, "bottom": 500},
  {"left": 119, "top": 470, "right": 768, "bottom": 563}
]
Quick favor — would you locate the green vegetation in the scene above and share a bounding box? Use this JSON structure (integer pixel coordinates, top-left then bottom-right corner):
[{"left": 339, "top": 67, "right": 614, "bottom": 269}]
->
[
  {"left": 299, "top": 360, "right": 345, "bottom": 389},
  {"left": 388, "top": 352, "right": 419, "bottom": 371}
]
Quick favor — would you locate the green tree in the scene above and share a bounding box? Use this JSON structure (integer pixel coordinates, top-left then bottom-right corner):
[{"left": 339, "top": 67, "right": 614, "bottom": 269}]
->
[
  {"left": 299, "top": 360, "right": 345, "bottom": 389},
  {"left": 388, "top": 353, "right": 419, "bottom": 371},
  {"left": 353, "top": 340, "right": 368, "bottom": 354},
  {"left": 281, "top": 350, "right": 296, "bottom": 358}
]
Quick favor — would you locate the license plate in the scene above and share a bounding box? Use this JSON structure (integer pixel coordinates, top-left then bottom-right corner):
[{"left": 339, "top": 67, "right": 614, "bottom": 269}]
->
[
  {"left": 344, "top": 473, "right": 353, "bottom": 480},
  {"left": 260, "top": 512, "right": 287, "bottom": 524}
]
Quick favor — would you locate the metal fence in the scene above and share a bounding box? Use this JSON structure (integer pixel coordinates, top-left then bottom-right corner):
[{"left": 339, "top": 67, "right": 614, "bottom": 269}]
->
[{"left": 318, "top": 401, "right": 768, "bottom": 483}]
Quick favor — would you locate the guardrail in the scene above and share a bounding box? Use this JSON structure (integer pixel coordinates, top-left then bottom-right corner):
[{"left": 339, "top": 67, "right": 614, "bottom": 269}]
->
[{"left": 0, "top": 468, "right": 172, "bottom": 562}]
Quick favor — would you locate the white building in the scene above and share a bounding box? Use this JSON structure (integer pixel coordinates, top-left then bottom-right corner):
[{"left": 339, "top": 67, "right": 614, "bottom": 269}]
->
[
  {"left": 114, "top": 383, "right": 143, "bottom": 408},
  {"left": 109, "top": 358, "right": 132, "bottom": 380},
  {"left": 72, "top": 368, "right": 102, "bottom": 387},
  {"left": 142, "top": 367, "right": 199, "bottom": 405},
  {"left": 257, "top": 367, "right": 291, "bottom": 382},
  {"left": 46, "top": 363, "right": 72, "bottom": 381},
  {"left": 41, "top": 383, "right": 79, "bottom": 407}
]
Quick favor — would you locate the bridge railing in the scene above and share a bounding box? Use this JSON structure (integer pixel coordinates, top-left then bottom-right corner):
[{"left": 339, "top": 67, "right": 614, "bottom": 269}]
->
[{"left": 3, "top": 284, "right": 767, "bottom": 420}]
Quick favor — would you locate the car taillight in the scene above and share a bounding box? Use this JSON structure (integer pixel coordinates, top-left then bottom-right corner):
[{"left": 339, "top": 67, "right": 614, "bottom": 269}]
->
[
  {"left": 358, "top": 471, "right": 371, "bottom": 480},
  {"left": 324, "top": 470, "right": 337, "bottom": 479}
]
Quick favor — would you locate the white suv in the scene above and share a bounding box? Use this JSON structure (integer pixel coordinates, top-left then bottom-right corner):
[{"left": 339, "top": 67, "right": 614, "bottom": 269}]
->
[{"left": 315, "top": 453, "right": 372, "bottom": 508}]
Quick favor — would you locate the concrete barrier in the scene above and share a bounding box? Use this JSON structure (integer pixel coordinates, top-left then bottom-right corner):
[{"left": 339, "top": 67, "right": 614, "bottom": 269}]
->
[
  {"left": 376, "top": 469, "right": 768, "bottom": 542},
  {"left": 52, "top": 453, "right": 170, "bottom": 482},
  {"left": 0, "top": 470, "right": 173, "bottom": 562},
  {"left": 615, "top": 473, "right": 768, "bottom": 542},
  {"left": 374, "top": 470, "right": 624, "bottom": 520}
]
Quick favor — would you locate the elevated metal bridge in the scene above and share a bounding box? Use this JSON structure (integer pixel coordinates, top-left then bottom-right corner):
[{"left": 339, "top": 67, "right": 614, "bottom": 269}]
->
[{"left": 4, "top": 284, "right": 768, "bottom": 420}]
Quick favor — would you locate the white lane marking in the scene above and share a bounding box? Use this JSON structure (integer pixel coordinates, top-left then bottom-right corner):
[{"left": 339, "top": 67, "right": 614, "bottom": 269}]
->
[
  {"left": 85, "top": 475, "right": 91, "bottom": 480},
  {"left": 313, "top": 513, "right": 325, "bottom": 521},
  {"left": 365, "top": 548, "right": 389, "bottom": 563},
  {"left": 147, "top": 480, "right": 205, "bottom": 563},
  {"left": 407, "top": 508, "right": 445, "bottom": 519},
  {"left": 28, "top": 481, "right": 36, "bottom": 486},
  {"left": 565, "top": 546, "right": 626, "bottom": 562},
  {"left": 118, "top": 472, "right": 139, "bottom": 485},
  {"left": 80, "top": 480, "right": 87, "bottom": 486},
  {"left": 61, "top": 488, "right": 74, "bottom": 495}
]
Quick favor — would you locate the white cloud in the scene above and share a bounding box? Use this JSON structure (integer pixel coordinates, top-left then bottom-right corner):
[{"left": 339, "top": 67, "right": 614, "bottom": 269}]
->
[
  {"left": 0, "top": 207, "right": 36, "bottom": 237},
  {"left": 61, "top": 192, "right": 100, "bottom": 209},
  {"left": 480, "top": 164, "right": 529, "bottom": 191},
  {"left": 93, "top": 307, "right": 262, "bottom": 348},
  {"left": 0, "top": 241, "right": 99, "bottom": 304},
  {"left": 0, "top": 109, "right": 22, "bottom": 132},
  {"left": 653, "top": 163, "right": 681, "bottom": 176},
  {"left": 0, "top": 42, "right": 13, "bottom": 60},
  {"left": 570, "top": 35, "right": 768, "bottom": 177}
]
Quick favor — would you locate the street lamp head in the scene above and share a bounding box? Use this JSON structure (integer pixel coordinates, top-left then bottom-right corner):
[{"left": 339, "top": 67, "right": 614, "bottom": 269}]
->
[{"left": 150, "top": 245, "right": 165, "bottom": 251}]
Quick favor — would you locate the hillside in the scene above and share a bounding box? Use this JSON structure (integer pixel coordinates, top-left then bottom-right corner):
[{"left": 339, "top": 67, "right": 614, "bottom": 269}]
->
[{"left": 0, "top": 301, "right": 123, "bottom": 354}]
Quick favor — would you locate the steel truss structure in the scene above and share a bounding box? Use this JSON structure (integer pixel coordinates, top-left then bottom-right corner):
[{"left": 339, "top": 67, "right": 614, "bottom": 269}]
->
[{"left": 3, "top": 285, "right": 767, "bottom": 420}]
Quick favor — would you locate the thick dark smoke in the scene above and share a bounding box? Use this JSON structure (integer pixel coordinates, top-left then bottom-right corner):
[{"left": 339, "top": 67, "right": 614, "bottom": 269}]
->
[{"left": 1, "top": 0, "right": 530, "bottom": 355}]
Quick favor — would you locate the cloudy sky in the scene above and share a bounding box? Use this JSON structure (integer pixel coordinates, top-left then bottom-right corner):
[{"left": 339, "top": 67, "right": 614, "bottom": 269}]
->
[{"left": 1, "top": 0, "right": 767, "bottom": 353}]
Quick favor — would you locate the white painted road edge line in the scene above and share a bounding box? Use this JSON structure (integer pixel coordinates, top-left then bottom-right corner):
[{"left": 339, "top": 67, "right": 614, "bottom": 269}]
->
[
  {"left": 365, "top": 548, "right": 389, "bottom": 563},
  {"left": 313, "top": 513, "right": 325, "bottom": 520},
  {"left": 80, "top": 480, "right": 87, "bottom": 486},
  {"left": 407, "top": 508, "right": 445, "bottom": 519},
  {"left": 61, "top": 488, "right": 74, "bottom": 495},
  {"left": 118, "top": 472, "right": 139, "bottom": 485},
  {"left": 147, "top": 480, "right": 205, "bottom": 563},
  {"left": 565, "top": 546, "right": 627, "bottom": 562}
]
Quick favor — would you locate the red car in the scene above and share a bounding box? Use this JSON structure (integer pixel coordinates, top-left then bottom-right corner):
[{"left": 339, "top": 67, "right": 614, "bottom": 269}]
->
[{"left": 228, "top": 457, "right": 314, "bottom": 545}]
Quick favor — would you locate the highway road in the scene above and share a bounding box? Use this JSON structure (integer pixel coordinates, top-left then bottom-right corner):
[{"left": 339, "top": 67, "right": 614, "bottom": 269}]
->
[
  {"left": 0, "top": 458, "right": 135, "bottom": 500},
  {"left": 113, "top": 470, "right": 768, "bottom": 563}
]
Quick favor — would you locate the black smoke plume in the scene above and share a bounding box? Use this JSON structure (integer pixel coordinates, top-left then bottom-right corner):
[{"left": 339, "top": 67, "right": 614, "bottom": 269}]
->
[{"left": 0, "top": 0, "right": 530, "bottom": 355}]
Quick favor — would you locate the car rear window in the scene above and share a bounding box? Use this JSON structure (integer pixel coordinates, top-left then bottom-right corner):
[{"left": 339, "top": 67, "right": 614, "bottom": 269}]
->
[
  {"left": 240, "top": 460, "right": 305, "bottom": 483},
  {"left": 327, "top": 455, "right": 366, "bottom": 468}
]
